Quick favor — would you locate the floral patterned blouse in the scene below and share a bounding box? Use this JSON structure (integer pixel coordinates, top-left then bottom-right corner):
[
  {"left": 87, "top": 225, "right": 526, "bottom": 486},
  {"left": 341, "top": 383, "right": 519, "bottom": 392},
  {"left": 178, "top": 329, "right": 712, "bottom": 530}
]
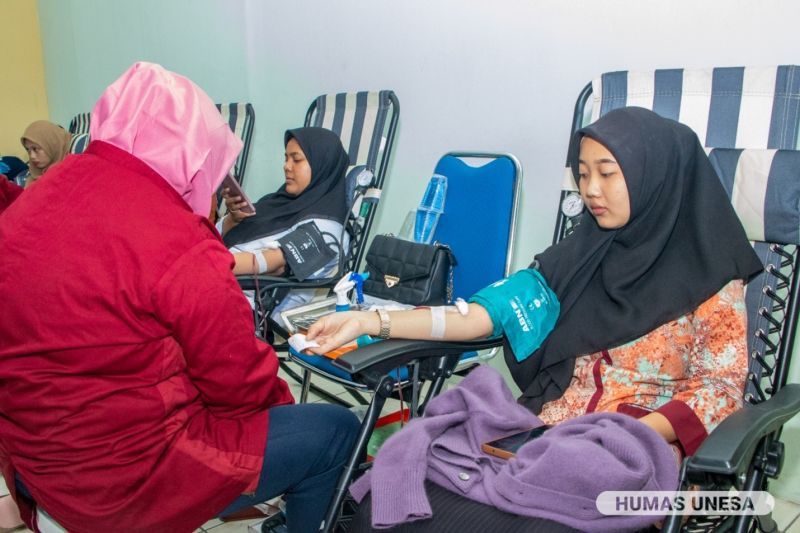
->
[{"left": 538, "top": 280, "right": 749, "bottom": 456}]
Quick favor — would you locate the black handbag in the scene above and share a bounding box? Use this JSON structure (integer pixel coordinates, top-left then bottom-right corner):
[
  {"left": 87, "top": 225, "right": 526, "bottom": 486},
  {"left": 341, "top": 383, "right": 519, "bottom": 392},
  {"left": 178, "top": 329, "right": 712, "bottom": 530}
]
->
[{"left": 363, "top": 234, "right": 456, "bottom": 306}]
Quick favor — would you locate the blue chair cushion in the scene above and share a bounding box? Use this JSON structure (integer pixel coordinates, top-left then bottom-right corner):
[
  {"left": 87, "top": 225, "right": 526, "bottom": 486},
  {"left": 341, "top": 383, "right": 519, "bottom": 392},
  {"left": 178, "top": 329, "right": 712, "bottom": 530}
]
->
[{"left": 432, "top": 156, "right": 516, "bottom": 300}]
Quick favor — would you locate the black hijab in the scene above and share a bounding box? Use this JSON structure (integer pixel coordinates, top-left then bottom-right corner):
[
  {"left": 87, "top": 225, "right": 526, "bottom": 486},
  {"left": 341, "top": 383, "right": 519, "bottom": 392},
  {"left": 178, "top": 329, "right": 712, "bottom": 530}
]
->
[
  {"left": 223, "top": 127, "right": 349, "bottom": 247},
  {"left": 508, "top": 107, "right": 763, "bottom": 413}
]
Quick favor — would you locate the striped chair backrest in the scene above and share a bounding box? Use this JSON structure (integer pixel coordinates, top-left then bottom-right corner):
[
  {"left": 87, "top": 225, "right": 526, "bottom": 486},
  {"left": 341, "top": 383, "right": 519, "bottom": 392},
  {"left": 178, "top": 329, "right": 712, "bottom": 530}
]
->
[
  {"left": 68, "top": 133, "right": 90, "bottom": 154},
  {"left": 306, "top": 91, "right": 398, "bottom": 184},
  {"left": 305, "top": 90, "right": 400, "bottom": 272},
  {"left": 589, "top": 66, "right": 800, "bottom": 149},
  {"left": 555, "top": 65, "right": 800, "bottom": 405},
  {"left": 65, "top": 103, "right": 256, "bottom": 185},
  {"left": 216, "top": 103, "right": 255, "bottom": 186},
  {"left": 68, "top": 113, "right": 91, "bottom": 135}
]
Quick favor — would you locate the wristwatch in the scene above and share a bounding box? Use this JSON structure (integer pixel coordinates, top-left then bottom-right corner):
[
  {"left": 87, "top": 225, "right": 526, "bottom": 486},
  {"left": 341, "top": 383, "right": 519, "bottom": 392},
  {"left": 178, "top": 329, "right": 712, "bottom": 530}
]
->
[{"left": 376, "top": 308, "right": 391, "bottom": 339}]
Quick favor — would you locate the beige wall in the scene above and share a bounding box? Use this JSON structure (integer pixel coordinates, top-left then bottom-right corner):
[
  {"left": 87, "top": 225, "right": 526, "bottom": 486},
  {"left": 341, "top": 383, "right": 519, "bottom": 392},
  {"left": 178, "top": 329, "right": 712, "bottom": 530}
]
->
[{"left": 1, "top": 0, "right": 49, "bottom": 159}]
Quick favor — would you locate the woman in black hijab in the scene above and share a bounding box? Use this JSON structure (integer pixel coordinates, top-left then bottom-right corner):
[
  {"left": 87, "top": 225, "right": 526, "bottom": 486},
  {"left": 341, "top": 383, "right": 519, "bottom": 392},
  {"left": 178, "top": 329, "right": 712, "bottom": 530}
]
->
[
  {"left": 220, "top": 126, "right": 350, "bottom": 277},
  {"left": 514, "top": 106, "right": 762, "bottom": 415},
  {"left": 307, "top": 107, "right": 762, "bottom": 458}
]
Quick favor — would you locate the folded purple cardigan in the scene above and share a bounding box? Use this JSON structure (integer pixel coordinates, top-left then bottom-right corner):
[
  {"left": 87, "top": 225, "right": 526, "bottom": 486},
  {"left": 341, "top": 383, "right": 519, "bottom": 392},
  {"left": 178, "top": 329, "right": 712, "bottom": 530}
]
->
[{"left": 350, "top": 365, "right": 679, "bottom": 532}]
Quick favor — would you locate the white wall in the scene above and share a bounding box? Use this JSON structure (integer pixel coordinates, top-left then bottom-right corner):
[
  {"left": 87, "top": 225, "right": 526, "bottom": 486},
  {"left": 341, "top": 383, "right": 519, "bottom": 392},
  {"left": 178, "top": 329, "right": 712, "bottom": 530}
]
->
[{"left": 38, "top": 0, "right": 800, "bottom": 500}]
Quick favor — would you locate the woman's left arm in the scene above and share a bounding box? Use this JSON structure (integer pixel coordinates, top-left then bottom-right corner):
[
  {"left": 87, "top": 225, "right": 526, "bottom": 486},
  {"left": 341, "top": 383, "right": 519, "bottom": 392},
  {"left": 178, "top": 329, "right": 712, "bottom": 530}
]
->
[
  {"left": 649, "top": 281, "right": 750, "bottom": 455},
  {"left": 153, "top": 240, "right": 292, "bottom": 415},
  {"left": 232, "top": 249, "right": 286, "bottom": 276}
]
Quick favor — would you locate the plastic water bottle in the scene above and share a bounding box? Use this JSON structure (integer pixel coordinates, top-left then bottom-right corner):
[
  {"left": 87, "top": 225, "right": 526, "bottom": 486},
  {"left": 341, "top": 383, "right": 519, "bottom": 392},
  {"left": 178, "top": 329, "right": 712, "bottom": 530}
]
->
[{"left": 414, "top": 174, "right": 447, "bottom": 244}]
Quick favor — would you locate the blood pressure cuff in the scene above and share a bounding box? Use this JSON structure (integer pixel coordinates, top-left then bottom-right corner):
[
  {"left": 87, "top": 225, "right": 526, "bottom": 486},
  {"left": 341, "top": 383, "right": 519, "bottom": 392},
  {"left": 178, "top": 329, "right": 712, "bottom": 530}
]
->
[
  {"left": 278, "top": 221, "right": 337, "bottom": 280},
  {"left": 469, "top": 269, "right": 560, "bottom": 362}
]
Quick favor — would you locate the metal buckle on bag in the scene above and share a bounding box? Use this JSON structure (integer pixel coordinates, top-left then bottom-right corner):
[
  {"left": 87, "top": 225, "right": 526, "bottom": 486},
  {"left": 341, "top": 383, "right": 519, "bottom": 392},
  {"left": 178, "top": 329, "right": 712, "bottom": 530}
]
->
[{"left": 384, "top": 275, "right": 399, "bottom": 288}]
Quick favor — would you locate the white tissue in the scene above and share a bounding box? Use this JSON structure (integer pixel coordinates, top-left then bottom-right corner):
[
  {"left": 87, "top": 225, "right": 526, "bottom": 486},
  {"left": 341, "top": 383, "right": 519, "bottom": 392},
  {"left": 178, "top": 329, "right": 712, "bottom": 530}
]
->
[{"left": 288, "top": 333, "right": 320, "bottom": 352}]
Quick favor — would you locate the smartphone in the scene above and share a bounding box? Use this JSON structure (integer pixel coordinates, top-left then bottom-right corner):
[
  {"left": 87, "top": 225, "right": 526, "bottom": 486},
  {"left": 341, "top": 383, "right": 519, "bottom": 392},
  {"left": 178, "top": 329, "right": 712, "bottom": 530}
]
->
[
  {"left": 221, "top": 174, "right": 256, "bottom": 214},
  {"left": 481, "top": 425, "right": 552, "bottom": 459}
]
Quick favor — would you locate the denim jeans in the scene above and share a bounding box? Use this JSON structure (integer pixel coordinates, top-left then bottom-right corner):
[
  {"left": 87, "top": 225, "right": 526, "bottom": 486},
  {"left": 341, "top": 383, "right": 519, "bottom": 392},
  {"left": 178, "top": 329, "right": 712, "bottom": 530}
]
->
[{"left": 220, "top": 403, "right": 360, "bottom": 532}]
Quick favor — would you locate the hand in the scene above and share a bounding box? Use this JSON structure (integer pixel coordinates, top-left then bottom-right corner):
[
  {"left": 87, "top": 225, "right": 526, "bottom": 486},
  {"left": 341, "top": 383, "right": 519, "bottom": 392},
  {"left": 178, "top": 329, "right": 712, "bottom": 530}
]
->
[
  {"left": 306, "top": 311, "right": 378, "bottom": 354},
  {"left": 222, "top": 187, "right": 255, "bottom": 224}
]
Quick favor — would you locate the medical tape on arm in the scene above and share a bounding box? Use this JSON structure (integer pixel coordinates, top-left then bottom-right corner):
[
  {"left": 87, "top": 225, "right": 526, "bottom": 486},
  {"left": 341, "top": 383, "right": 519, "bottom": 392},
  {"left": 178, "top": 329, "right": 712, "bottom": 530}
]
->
[
  {"left": 253, "top": 251, "right": 269, "bottom": 274},
  {"left": 430, "top": 306, "right": 446, "bottom": 339}
]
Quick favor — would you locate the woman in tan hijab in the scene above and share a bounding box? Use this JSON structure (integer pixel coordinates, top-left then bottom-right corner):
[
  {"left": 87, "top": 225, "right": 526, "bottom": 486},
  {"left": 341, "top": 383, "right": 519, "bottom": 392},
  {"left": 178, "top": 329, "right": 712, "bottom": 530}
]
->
[{"left": 20, "top": 120, "right": 72, "bottom": 187}]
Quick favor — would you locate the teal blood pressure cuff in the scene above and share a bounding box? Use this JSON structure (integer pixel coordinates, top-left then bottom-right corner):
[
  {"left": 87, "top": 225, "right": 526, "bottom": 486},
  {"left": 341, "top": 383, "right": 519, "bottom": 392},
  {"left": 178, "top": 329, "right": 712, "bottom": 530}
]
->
[{"left": 469, "top": 269, "right": 559, "bottom": 362}]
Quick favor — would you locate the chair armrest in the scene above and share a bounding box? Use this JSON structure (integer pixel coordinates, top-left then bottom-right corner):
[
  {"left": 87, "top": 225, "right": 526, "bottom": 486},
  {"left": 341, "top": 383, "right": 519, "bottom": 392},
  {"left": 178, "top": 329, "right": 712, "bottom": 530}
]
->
[
  {"left": 236, "top": 275, "right": 337, "bottom": 292},
  {"left": 687, "top": 383, "right": 800, "bottom": 478},
  {"left": 332, "top": 337, "right": 504, "bottom": 376}
]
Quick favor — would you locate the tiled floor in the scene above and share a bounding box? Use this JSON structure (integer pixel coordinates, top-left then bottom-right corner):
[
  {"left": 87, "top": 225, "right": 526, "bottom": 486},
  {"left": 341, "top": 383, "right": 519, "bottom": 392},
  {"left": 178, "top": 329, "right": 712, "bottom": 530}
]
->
[
  {"left": 774, "top": 498, "right": 800, "bottom": 532},
  {"left": 3, "top": 362, "right": 800, "bottom": 532},
  {"left": 197, "top": 516, "right": 263, "bottom": 532}
]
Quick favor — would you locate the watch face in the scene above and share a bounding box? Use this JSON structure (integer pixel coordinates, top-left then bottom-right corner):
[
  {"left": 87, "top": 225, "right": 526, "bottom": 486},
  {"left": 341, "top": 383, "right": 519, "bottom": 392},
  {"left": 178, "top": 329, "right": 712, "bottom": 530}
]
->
[{"left": 561, "top": 193, "right": 584, "bottom": 217}]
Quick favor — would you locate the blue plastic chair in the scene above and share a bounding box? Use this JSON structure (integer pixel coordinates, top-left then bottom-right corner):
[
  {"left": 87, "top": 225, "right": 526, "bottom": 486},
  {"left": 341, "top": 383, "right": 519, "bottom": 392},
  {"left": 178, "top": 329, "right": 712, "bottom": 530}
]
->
[{"left": 289, "top": 151, "right": 521, "bottom": 405}]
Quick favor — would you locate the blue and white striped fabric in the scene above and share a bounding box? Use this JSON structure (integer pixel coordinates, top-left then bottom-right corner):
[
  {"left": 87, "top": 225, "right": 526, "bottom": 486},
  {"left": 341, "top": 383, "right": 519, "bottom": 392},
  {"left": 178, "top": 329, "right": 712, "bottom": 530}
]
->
[
  {"left": 308, "top": 90, "right": 396, "bottom": 172},
  {"left": 589, "top": 66, "right": 800, "bottom": 150},
  {"left": 68, "top": 132, "right": 90, "bottom": 154},
  {"left": 216, "top": 103, "right": 255, "bottom": 185},
  {"left": 706, "top": 148, "right": 800, "bottom": 246},
  {"left": 562, "top": 66, "right": 800, "bottom": 194},
  {"left": 68, "top": 113, "right": 91, "bottom": 135},
  {"left": 307, "top": 90, "right": 398, "bottom": 229}
]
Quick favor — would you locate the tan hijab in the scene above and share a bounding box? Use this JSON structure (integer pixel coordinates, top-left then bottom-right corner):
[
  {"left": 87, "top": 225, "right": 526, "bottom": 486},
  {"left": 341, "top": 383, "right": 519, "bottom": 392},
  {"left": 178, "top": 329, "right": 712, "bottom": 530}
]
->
[{"left": 20, "top": 120, "right": 72, "bottom": 185}]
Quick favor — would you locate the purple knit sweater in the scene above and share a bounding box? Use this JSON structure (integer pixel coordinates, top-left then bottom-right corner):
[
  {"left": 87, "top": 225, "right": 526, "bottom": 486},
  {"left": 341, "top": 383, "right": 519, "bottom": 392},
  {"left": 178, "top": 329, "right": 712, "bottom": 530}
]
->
[{"left": 350, "top": 365, "right": 679, "bottom": 531}]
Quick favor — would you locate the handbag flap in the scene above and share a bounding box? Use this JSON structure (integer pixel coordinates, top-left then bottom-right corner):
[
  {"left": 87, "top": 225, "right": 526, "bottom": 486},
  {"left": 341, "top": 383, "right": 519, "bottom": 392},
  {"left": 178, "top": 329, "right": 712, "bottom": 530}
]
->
[{"left": 365, "top": 235, "right": 440, "bottom": 282}]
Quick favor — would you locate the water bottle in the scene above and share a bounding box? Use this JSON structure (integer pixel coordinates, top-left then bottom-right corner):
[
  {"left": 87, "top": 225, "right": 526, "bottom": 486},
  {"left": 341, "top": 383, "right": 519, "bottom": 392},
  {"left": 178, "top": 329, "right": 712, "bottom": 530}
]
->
[{"left": 414, "top": 174, "right": 447, "bottom": 244}]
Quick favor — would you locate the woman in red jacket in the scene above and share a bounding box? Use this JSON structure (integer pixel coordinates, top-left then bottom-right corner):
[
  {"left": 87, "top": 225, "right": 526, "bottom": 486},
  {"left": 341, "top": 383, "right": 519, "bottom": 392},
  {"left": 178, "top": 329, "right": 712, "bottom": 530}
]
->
[{"left": 0, "top": 62, "right": 358, "bottom": 533}]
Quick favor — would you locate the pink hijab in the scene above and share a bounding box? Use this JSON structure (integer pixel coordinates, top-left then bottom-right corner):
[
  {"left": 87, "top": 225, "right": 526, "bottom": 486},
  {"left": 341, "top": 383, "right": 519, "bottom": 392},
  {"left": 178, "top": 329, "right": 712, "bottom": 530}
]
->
[{"left": 90, "top": 62, "right": 242, "bottom": 216}]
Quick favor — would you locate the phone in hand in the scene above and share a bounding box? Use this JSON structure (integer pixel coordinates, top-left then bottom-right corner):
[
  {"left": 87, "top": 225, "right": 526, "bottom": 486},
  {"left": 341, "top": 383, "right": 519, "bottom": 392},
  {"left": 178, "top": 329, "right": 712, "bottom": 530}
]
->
[
  {"left": 481, "top": 425, "right": 552, "bottom": 459},
  {"left": 221, "top": 174, "right": 256, "bottom": 214}
]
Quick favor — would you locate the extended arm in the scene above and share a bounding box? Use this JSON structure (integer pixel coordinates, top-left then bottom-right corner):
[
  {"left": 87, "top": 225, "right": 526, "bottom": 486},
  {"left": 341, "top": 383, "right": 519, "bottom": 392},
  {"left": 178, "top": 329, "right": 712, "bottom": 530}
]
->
[
  {"left": 306, "top": 304, "right": 495, "bottom": 354},
  {"left": 153, "top": 239, "right": 292, "bottom": 415},
  {"left": 232, "top": 249, "right": 286, "bottom": 276}
]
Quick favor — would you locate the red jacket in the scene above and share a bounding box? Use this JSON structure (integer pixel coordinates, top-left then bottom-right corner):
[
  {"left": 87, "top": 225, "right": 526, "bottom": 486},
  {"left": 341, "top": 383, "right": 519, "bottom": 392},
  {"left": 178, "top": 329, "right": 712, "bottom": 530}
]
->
[
  {"left": 0, "top": 142, "right": 293, "bottom": 532},
  {"left": 0, "top": 177, "right": 23, "bottom": 216}
]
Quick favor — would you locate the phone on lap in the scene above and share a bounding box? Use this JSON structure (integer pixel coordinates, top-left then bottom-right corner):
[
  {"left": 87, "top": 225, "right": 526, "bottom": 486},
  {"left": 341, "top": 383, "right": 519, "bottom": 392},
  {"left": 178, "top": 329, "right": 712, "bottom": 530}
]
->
[
  {"left": 221, "top": 174, "right": 255, "bottom": 214},
  {"left": 481, "top": 425, "right": 552, "bottom": 459}
]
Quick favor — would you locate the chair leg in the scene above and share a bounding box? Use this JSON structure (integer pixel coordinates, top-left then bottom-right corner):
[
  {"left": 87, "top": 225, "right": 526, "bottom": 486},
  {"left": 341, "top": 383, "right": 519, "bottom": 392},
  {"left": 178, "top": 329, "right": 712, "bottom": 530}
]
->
[
  {"left": 733, "top": 462, "right": 767, "bottom": 533},
  {"left": 300, "top": 367, "right": 312, "bottom": 403},
  {"left": 417, "top": 355, "right": 455, "bottom": 416},
  {"left": 321, "top": 374, "right": 394, "bottom": 533},
  {"left": 344, "top": 388, "right": 370, "bottom": 406},
  {"left": 409, "top": 363, "right": 421, "bottom": 419},
  {"left": 661, "top": 461, "right": 689, "bottom": 533},
  {"left": 279, "top": 360, "right": 352, "bottom": 407},
  {"left": 756, "top": 513, "right": 779, "bottom": 533}
]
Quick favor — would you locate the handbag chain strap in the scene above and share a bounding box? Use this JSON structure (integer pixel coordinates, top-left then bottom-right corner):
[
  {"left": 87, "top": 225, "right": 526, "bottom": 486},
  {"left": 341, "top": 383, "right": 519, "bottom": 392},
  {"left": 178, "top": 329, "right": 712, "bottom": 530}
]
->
[
  {"left": 432, "top": 241, "right": 456, "bottom": 304},
  {"left": 447, "top": 262, "right": 454, "bottom": 303},
  {"left": 442, "top": 246, "right": 455, "bottom": 304}
]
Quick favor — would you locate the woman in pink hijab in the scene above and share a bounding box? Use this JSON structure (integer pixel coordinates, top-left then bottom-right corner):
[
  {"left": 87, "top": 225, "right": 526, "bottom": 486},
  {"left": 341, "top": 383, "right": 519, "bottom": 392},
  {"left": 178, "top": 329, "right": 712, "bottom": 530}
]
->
[{"left": 0, "top": 62, "right": 358, "bottom": 533}]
